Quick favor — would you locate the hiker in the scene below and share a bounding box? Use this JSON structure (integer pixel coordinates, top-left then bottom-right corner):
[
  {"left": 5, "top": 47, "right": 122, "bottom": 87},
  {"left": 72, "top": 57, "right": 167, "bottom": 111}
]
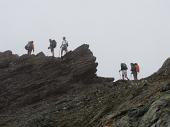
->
[
  {"left": 25, "top": 41, "right": 34, "bottom": 55},
  {"left": 119, "top": 63, "right": 129, "bottom": 80},
  {"left": 130, "top": 63, "right": 140, "bottom": 80},
  {"left": 48, "top": 39, "right": 57, "bottom": 57},
  {"left": 60, "top": 37, "right": 68, "bottom": 57}
]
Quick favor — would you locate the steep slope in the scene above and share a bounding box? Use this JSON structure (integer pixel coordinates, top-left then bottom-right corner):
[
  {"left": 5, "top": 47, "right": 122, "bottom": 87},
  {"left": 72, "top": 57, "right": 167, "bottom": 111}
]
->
[
  {"left": 99, "top": 59, "right": 170, "bottom": 127},
  {"left": 0, "top": 44, "right": 114, "bottom": 127},
  {"left": 0, "top": 44, "right": 169, "bottom": 127}
]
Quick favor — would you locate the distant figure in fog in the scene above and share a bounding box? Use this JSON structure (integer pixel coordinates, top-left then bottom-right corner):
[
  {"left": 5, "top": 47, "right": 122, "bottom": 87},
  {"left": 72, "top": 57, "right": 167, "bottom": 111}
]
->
[
  {"left": 25, "top": 41, "right": 34, "bottom": 55},
  {"left": 119, "top": 63, "right": 129, "bottom": 80},
  {"left": 60, "top": 37, "right": 68, "bottom": 57},
  {"left": 48, "top": 39, "right": 57, "bottom": 57},
  {"left": 130, "top": 63, "right": 140, "bottom": 80}
]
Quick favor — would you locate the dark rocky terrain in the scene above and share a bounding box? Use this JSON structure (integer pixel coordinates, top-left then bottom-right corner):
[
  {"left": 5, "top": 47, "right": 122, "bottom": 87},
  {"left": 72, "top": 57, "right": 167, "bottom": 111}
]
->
[{"left": 0, "top": 44, "right": 169, "bottom": 127}]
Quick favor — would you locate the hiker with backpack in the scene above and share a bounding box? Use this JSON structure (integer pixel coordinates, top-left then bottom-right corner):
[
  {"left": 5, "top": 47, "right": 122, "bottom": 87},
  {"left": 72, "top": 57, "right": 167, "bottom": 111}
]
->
[
  {"left": 119, "top": 63, "right": 129, "bottom": 80},
  {"left": 25, "top": 41, "right": 34, "bottom": 55},
  {"left": 130, "top": 63, "right": 140, "bottom": 80},
  {"left": 48, "top": 39, "right": 57, "bottom": 57},
  {"left": 60, "top": 36, "right": 68, "bottom": 57}
]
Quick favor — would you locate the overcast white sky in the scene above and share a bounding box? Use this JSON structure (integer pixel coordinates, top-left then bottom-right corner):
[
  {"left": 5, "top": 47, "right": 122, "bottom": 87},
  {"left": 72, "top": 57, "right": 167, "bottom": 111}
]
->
[{"left": 0, "top": 0, "right": 169, "bottom": 80}]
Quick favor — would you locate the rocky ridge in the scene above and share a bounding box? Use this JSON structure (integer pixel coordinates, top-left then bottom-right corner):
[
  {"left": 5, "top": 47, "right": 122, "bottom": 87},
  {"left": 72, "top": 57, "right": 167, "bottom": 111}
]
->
[{"left": 0, "top": 44, "right": 169, "bottom": 127}]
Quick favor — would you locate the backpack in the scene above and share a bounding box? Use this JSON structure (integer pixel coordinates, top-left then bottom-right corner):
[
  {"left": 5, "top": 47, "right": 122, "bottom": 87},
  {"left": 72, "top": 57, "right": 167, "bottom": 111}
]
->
[
  {"left": 25, "top": 45, "right": 29, "bottom": 50},
  {"left": 52, "top": 40, "right": 57, "bottom": 48},
  {"left": 135, "top": 64, "right": 140, "bottom": 72},
  {"left": 121, "top": 63, "right": 128, "bottom": 70},
  {"left": 25, "top": 41, "right": 32, "bottom": 50}
]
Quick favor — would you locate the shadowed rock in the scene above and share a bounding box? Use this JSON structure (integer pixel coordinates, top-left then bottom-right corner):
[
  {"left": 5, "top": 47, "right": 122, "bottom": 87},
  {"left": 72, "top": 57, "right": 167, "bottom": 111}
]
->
[{"left": 0, "top": 45, "right": 170, "bottom": 127}]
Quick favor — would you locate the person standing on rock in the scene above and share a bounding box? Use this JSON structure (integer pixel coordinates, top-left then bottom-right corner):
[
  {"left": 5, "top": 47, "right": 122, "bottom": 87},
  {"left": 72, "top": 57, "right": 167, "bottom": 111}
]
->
[
  {"left": 60, "top": 36, "right": 68, "bottom": 57},
  {"left": 119, "top": 63, "right": 129, "bottom": 80},
  {"left": 25, "top": 41, "right": 34, "bottom": 55},
  {"left": 130, "top": 63, "right": 140, "bottom": 80},
  {"left": 48, "top": 39, "right": 57, "bottom": 57}
]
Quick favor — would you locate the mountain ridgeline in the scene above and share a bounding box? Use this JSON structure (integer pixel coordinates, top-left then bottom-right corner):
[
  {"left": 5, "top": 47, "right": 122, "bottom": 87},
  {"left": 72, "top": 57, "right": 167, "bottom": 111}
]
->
[{"left": 0, "top": 44, "right": 170, "bottom": 127}]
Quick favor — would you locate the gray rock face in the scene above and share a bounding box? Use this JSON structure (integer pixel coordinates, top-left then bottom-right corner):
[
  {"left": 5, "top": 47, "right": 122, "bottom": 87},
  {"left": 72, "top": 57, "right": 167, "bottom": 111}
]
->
[
  {"left": 153, "top": 57, "right": 170, "bottom": 77},
  {"left": 0, "top": 44, "right": 103, "bottom": 127},
  {"left": 36, "top": 52, "right": 46, "bottom": 57},
  {"left": 0, "top": 45, "right": 169, "bottom": 127},
  {"left": 104, "top": 93, "right": 170, "bottom": 127}
]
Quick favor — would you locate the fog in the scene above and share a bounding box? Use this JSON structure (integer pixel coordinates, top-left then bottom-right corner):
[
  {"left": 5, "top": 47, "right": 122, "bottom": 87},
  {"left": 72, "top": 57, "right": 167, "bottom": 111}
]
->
[{"left": 0, "top": 0, "right": 169, "bottom": 80}]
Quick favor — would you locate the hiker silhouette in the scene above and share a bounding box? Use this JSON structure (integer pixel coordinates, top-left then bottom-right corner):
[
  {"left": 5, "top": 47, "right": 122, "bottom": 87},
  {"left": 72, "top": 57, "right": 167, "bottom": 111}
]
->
[
  {"left": 60, "top": 37, "right": 68, "bottom": 57},
  {"left": 48, "top": 39, "right": 57, "bottom": 57},
  {"left": 25, "top": 41, "right": 34, "bottom": 55}
]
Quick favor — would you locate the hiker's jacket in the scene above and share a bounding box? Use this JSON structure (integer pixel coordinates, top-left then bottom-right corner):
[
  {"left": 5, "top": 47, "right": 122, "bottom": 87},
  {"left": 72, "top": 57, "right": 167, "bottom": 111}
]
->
[{"left": 61, "top": 40, "right": 68, "bottom": 49}]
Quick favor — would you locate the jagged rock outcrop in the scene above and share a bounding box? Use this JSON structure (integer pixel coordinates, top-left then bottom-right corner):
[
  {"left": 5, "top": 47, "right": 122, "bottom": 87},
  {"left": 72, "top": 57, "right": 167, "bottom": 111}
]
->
[
  {"left": 0, "top": 44, "right": 169, "bottom": 127},
  {"left": 158, "top": 57, "right": 170, "bottom": 75},
  {"left": 100, "top": 58, "right": 170, "bottom": 127},
  {"left": 0, "top": 44, "right": 98, "bottom": 111},
  {"left": 0, "top": 44, "right": 113, "bottom": 127},
  {"left": 148, "top": 57, "right": 170, "bottom": 80}
]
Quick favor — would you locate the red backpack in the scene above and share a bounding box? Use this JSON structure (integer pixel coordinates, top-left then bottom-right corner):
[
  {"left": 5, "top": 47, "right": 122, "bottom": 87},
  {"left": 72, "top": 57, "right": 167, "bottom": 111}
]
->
[{"left": 135, "top": 64, "right": 140, "bottom": 73}]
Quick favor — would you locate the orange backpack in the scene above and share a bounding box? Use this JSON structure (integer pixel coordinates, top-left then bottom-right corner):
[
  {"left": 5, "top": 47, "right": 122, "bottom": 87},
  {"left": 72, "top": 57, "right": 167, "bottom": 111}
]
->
[{"left": 135, "top": 64, "right": 140, "bottom": 73}]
